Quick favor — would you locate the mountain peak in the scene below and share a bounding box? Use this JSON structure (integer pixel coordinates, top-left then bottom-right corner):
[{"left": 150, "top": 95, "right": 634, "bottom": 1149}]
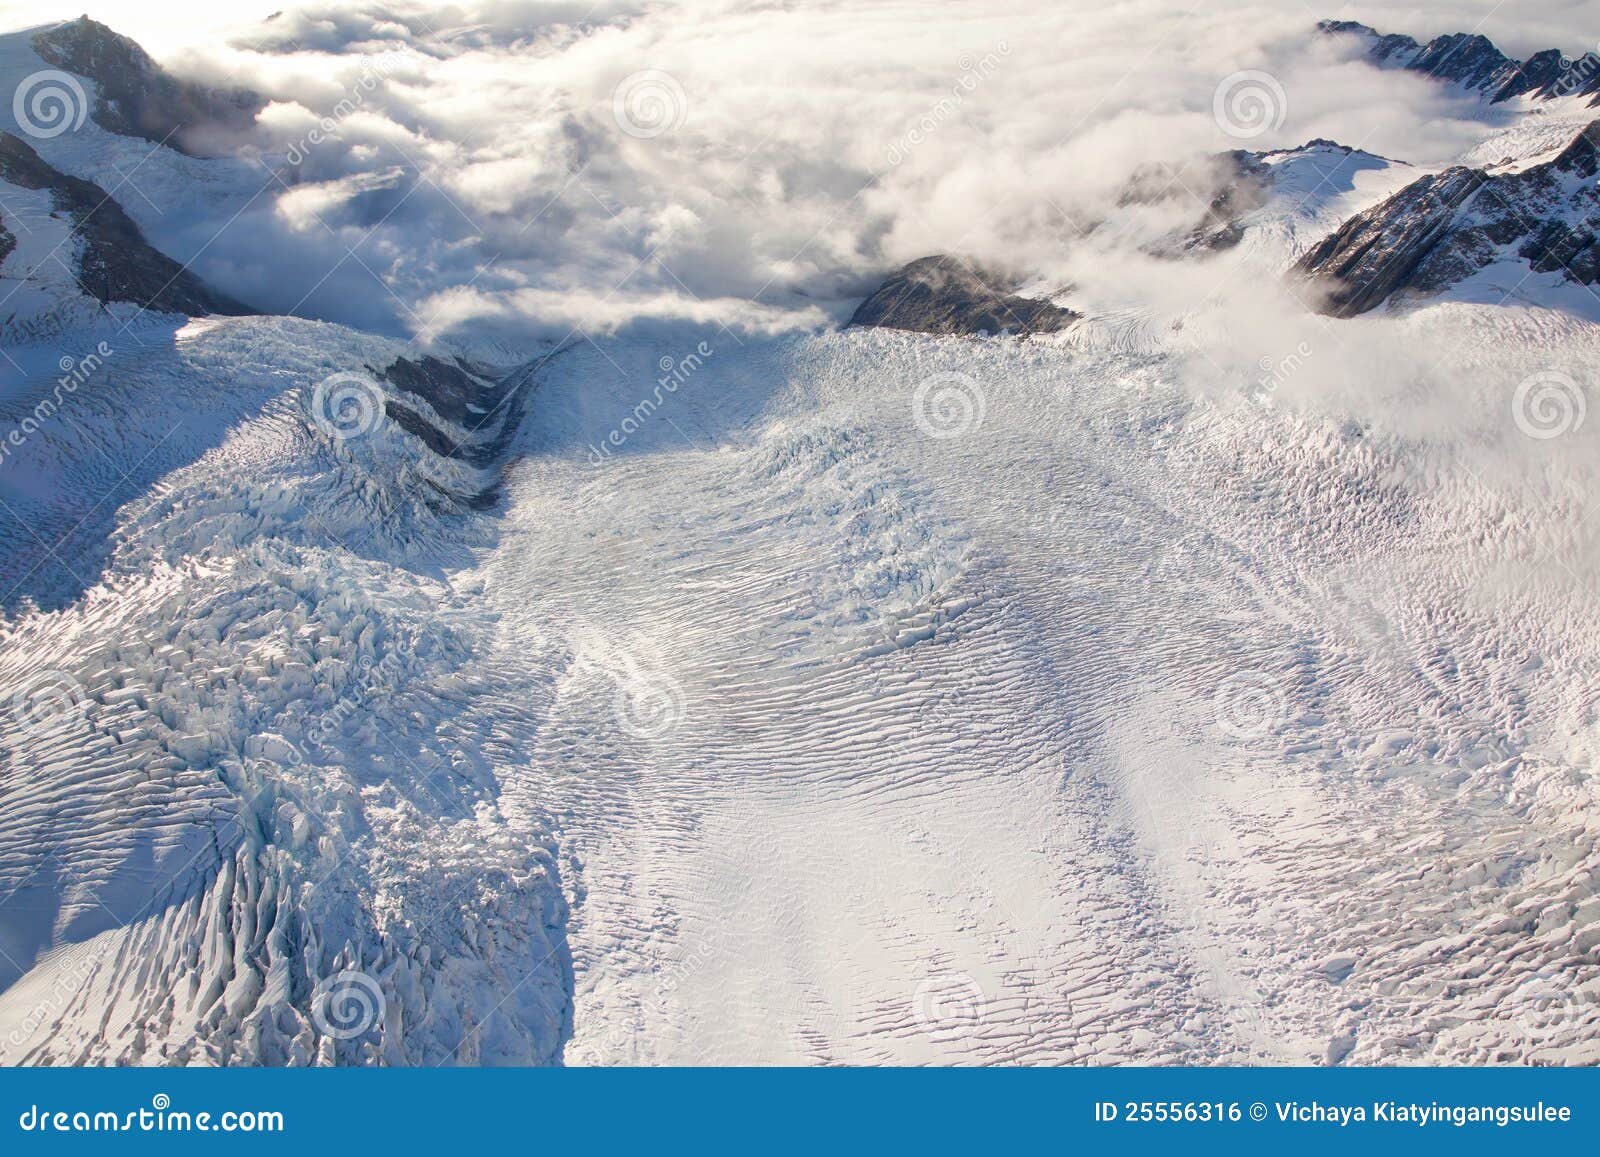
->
[
  {"left": 848, "top": 256, "right": 1078, "bottom": 336},
  {"left": 1319, "top": 18, "right": 1600, "bottom": 105},
  {"left": 1293, "top": 117, "right": 1600, "bottom": 314},
  {"left": 30, "top": 17, "right": 262, "bottom": 156}
]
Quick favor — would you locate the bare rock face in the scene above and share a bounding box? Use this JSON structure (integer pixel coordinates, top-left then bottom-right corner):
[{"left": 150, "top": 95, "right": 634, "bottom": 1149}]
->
[
  {"left": 847, "top": 256, "right": 1078, "bottom": 336},
  {"left": 1291, "top": 168, "right": 1488, "bottom": 317},
  {"left": 0, "top": 131, "right": 251, "bottom": 316},
  {"left": 31, "top": 17, "right": 263, "bottom": 156},
  {"left": 376, "top": 356, "right": 530, "bottom": 463},
  {"left": 1320, "top": 19, "right": 1600, "bottom": 106},
  {"left": 359, "top": 354, "right": 539, "bottom": 509},
  {"left": 1292, "top": 120, "right": 1600, "bottom": 316}
]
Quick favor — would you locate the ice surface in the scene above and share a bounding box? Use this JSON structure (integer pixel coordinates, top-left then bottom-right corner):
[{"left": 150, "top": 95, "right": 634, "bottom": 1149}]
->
[{"left": 9, "top": 296, "right": 1596, "bottom": 1064}]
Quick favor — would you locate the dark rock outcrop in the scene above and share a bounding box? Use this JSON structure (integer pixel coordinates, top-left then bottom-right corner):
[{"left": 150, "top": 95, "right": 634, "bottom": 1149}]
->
[
  {"left": 1320, "top": 19, "right": 1600, "bottom": 106},
  {"left": 0, "top": 131, "right": 251, "bottom": 316},
  {"left": 367, "top": 354, "right": 539, "bottom": 507},
  {"left": 1291, "top": 168, "right": 1487, "bottom": 316},
  {"left": 847, "top": 256, "right": 1078, "bottom": 336},
  {"left": 378, "top": 355, "right": 503, "bottom": 429},
  {"left": 1293, "top": 120, "right": 1600, "bottom": 316},
  {"left": 31, "top": 17, "right": 263, "bottom": 156}
]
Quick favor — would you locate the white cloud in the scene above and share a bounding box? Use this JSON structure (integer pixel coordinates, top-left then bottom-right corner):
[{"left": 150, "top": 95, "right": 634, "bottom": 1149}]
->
[{"left": 13, "top": 0, "right": 1596, "bottom": 339}]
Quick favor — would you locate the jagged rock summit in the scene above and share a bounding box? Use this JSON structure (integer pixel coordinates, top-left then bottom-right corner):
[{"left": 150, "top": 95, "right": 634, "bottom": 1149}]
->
[
  {"left": 1320, "top": 19, "right": 1600, "bottom": 106},
  {"left": 31, "top": 16, "right": 263, "bottom": 155},
  {"left": 1128, "top": 139, "right": 1398, "bottom": 255}
]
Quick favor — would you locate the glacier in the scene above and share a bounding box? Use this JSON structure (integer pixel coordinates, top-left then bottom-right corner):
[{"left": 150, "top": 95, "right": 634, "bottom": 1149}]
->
[{"left": 3, "top": 304, "right": 1597, "bottom": 1064}]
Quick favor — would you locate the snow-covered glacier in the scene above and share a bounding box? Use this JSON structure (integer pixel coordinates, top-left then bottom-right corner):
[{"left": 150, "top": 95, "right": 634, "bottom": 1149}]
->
[
  {"left": 0, "top": 313, "right": 570, "bottom": 1064},
  {"left": 3, "top": 303, "right": 1597, "bottom": 1065},
  {"left": 1, "top": 6, "right": 1598, "bottom": 1068}
]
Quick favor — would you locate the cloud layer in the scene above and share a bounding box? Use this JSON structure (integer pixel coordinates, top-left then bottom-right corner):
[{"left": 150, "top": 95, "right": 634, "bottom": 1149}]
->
[{"left": 8, "top": 0, "right": 1597, "bottom": 340}]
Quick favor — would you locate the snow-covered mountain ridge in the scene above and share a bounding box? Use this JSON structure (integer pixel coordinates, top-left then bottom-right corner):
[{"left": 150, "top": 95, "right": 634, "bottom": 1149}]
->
[
  {"left": 0, "top": 129, "right": 248, "bottom": 327},
  {"left": 1295, "top": 119, "right": 1600, "bottom": 317},
  {"left": 30, "top": 17, "right": 262, "bottom": 156},
  {"left": 1320, "top": 19, "right": 1600, "bottom": 106}
]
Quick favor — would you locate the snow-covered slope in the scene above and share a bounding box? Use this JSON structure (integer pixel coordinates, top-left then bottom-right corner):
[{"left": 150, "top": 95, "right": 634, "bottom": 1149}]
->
[
  {"left": 1204, "top": 141, "right": 1419, "bottom": 266},
  {"left": 1295, "top": 119, "right": 1600, "bottom": 318},
  {"left": 0, "top": 313, "right": 559, "bottom": 1064},
  {"left": 0, "top": 129, "right": 248, "bottom": 338},
  {"left": 467, "top": 318, "right": 1600, "bottom": 1065},
  {"left": 0, "top": 23, "right": 288, "bottom": 328},
  {"left": 1028, "top": 140, "right": 1416, "bottom": 357}
]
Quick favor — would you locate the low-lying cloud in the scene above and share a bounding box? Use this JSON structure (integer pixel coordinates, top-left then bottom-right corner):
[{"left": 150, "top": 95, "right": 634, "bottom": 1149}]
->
[{"left": 7, "top": 0, "right": 1598, "bottom": 342}]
